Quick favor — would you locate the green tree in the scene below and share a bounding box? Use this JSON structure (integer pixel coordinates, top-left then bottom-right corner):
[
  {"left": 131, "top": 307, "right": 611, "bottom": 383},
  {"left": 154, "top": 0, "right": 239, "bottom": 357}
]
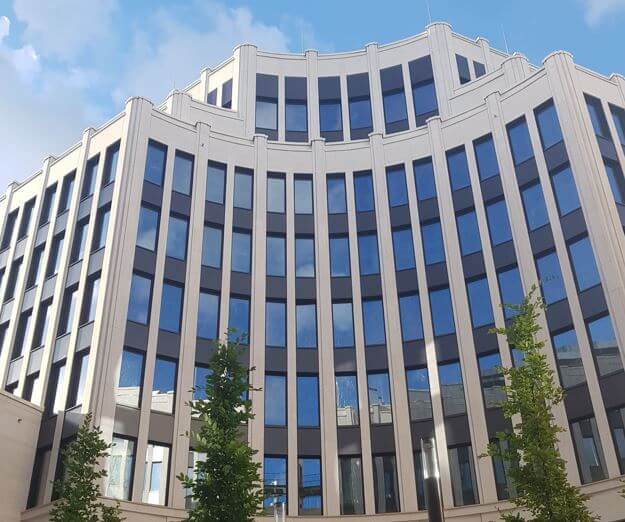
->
[
  {"left": 50, "top": 413, "right": 123, "bottom": 522},
  {"left": 485, "top": 286, "right": 597, "bottom": 522},
  {"left": 178, "top": 333, "right": 263, "bottom": 522}
]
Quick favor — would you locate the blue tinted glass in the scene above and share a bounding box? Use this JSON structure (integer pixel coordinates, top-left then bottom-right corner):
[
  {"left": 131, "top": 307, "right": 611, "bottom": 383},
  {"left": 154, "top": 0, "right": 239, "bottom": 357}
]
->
[
  {"left": 413, "top": 81, "right": 438, "bottom": 117},
  {"left": 392, "top": 228, "right": 415, "bottom": 270},
  {"left": 197, "top": 291, "right": 219, "bottom": 339},
  {"left": 256, "top": 99, "right": 277, "bottom": 131},
  {"left": 294, "top": 178, "right": 313, "bottom": 215},
  {"left": 266, "top": 301, "right": 286, "bottom": 348},
  {"left": 438, "top": 361, "right": 465, "bottom": 415},
  {"left": 128, "top": 273, "right": 152, "bottom": 324},
  {"left": 478, "top": 352, "right": 505, "bottom": 408},
  {"left": 386, "top": 166, "right": 408, "bottom": 207},
  {"left": 362, "top": 299, "right": 386, "bottom": 346},
  {"left": 587, "top": 315, "right": 622, "bottom": 376},
  {"left": 166, "top": 215, "right": 188, "bottom": 260},
  {"left": 456, "top": 54, "right": 471, "bottom": 84},
  {"left": 604, "top": 161, "right": 625, "bottom": 204},
  {"left": 413, "top": 159, "right": 436, "bottom": 200},
  {"left": 456, "top": 210, "right": 482, "bottom": 256},
  {"left": 193, "top": 366, "right": 212, "bottom": 400},
  {"left": 497, "top": 267, "right": 524, "bottom": 318},
  {"left": 367, "top": 372, "right": 392, "bottom": 424},
  {"left": 349, "top": 98, "right": 372, "bottom": 130},
  {"left": 552, "top": 329, "right": 585, "bottom": 388},
  {"left": 320, "top": 101, "right": 342, "bottom": 132},
  {"left": 296, "top": 304, "right": 317, "bottom": 348},
  {"left": 406, "top": 368, "right": 432, "bottom": 420},
  {"left": 536, "top": 251, "right": 566, "bottom": 304},
  {"left": 383, "top": 91, "right": 407, "bottom": 125},
  {"left": 137, "top": 206, "right": 159, "bottom": 251},
  {"left": 267, "top": 176, "right": 285, "bottom": 213},
  {"left": 467, "top": 277, "right": 494, "bottom": 328},
  {"left": 333, "top": 302, "right": 354, "bottom": 348},
  {"left": 295, "top": 237, "right": 315, "bottom": 277},
  {"left": 231, "top": 231, "right": 251, "bottom": 273},
  {"left": 612, "top": 107, "right": 625, "bottom": 145},
  {"left": 358, "top": 233, "right": 380, "bottom": 275},
  {"left": 422, "top": 221, "right": 445, "bottom": 265},
  {"left": 446, "top": 148, "right": 471, "bottom": 191},
  {"left": 233, "top": 171, "right": 253, "bottom": 210},
  {"left": 298, "top": 458, "right": 322, "bottom": 514},
  {"left": 286, "top": 102, "right": 307, "bottom": 132},
  {"left": 474, "top": 135, "right": 499, "bottom": 180},
  {"left": 206, "top": 162, "right": 226, "bottom": 204},
  {"left": 507, "top": 119, "right": 534, "bottom": 165},
  {"left": 264, "top": 457, "right": 287, "bottom": 509},
  {"left": 119, "top": 350, "right": 144, "bottom": 389},
  {"left": 473, "top": 61, "right": 486, "bottom": 77},
  {"left": 399, "top": 294, "right": 423, "bottom": 341},
  {"left": 429, "top": 287, "right": 455, "bottom": 336},
  {"left": 569, "top": 236, "right": 601, "bottom": 291},
  {"left": 297, "top": 376, "right": 319, "bottom": 427},
  {"left": 521, "top": 182, "right": 549, "bottom": 230},
  {"left": 145, "top": 141, "right": 166, "bottom": 186},
  {"left": 206, "top": 89, "right": 217, "bottom": 105},
  {"left": 265, "top": 375, "right": 286, "bottom": 426},
  {"left": 535, "top": 103, "right": 563, "bottom": 150},
  {"left": 330, "top": 236, "right": 350, "bottom": 277},
  {"left": 159, "top": 283, "right": 182, "bottom": 333},
  {"left": 335, "top": 375, "right": 359, "bottom": 426},
  {"left": 485, "top": 199, "right": 512, "bottom": 246},
  {"left": 266, "top": 235, "right": 286, "bottom": 277},
  {"left": 228, "top": 297, "right": 250, "bottom": 341},
  {"left": 586, "top": 97, "right": 608, "bottom": 137},
  {"left": 327, "top": 176, "right": 347, "bottom": 214},
  {"left": 152, "top": 357, "right": 176, "bottom": 401},
  {"left": 551, "top": 166, "right": 580, "bottom": 216},
  {"left": 354, "top": 173, "right": 375, "bottom": 212},
  {"left": 202, "top": 225, "right": 222, "bottom": 268},
  {"left": 173, "top": 152, "right": 193, "bottom": 195}
]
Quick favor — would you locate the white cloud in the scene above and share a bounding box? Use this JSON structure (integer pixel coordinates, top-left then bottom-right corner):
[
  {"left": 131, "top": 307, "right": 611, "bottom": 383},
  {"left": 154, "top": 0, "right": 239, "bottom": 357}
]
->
[
  {"left": 582, "top": 0, "right": 625, "bottom": 25},
  {"left": 0, "top": 15, "right": 39, "bottom": 81},
  {"left": 113, "top": 1, "right": 290, "bottom": 105},
  {"left": 13, "top": 0, "right": 118, "bottom": 61}
]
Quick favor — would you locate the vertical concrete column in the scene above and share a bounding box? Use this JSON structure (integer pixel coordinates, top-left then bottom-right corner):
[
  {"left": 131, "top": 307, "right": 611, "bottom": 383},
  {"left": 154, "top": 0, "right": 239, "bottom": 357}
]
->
[
  {"left": 170, "top": 121, "right": 212, "bottom": 508},
  {"left": 306, "top": 50, "right": 321, "bottom": 140},
  {"left": 426, "top": 117, "right": 497, "bottom": 504},
  {"left": 544, "top": 52, "right": 625, "bottom": 370},
  {"left": 278, "top": 74, "right": 286, "bottom": 142},
  {"left": 365, "top": 43, "right": 385, "bottom": 135},
  {"left": 402, "top": 62, "right": 417, "bottom": 130},
  {"left": 477, "top": 37, "right": 493, "bottom": 72},
  {"left": 249, "top": 133, "right": 268, "bottom": 469},
  {"left": 484, "top": 91, "right": 580, "bottom": 482},
  {"left": 198, "top": 67, "right": 211, "bottom": 104},
  {"left": 426, "top": 22, "right": 455, "bottom": 119},
  {"left": 311, "top": 137, "right": 340, "bottom": 515},
  {"left": 368, "top": 132, "right": 418, "bottom": 512},
  {"left": 236, "top": 44, "right": 258, "bottom": 138},
  {"left": 217, "top": 161, "right": 235, "bottom": 338},
  {"left": 501, "top": 53, "right": 531, "bottom": 89},
  {"left": 344, "top": 169, "right": 376, "bottom": 514},
  {"left": 339, "top": 76, "right": 351, "bottom": 142},
  {"left": 164, "top": 90, "right": 192, "bottom": 123},
  {"left": 613, "top": 73, "right": 625, "bottom": 102}
]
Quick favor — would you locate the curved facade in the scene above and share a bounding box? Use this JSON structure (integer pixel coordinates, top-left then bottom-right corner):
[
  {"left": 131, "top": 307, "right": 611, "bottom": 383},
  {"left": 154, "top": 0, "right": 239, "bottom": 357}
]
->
[{"left": 4, "top": 22, "right": 625, "bottom": 521}]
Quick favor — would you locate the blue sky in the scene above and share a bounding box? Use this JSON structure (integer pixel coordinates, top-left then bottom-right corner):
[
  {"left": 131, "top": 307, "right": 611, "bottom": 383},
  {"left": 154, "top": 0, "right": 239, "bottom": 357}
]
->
[{"left": 0, "top": 0, "right": 624, "bottom": 189}]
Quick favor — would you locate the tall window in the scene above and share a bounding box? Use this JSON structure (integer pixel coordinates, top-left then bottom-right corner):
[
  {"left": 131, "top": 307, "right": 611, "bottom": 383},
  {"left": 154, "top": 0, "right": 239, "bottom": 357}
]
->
[
  {"left": 552, "top": 328, "right": 585, "bottom": 389},
  {"left": 58, "top": 286, "right": 78, "bottom": 335},
  {"left": 70, "top": 218, "right": 89, "bottom": 263},
  {"left": 413, "top": 158, "right": 437, "bottom": 200},
  {"left": 332, "top": 301, "right": 354, "bottom": 349},
  {"left": 456, "top": 54, "right": 471, "bottom": 84},
  {"left": 266, "top": 234, "right": 286, "bottom": 277},
  {"left": 335, "top": 374, "right": 359, "bottom": 426},
  {"left": 263, "top": 456, "right": 287, "bottom": 511},
  {"left": 172, "top": 151, "right": 193, "bottom": 196},
  {"left": 255, "top": 74, "right": 278, "bottom": 138},
  {"left": 193, "top": 366, "right": 212, "bottom": 401},
  {"left": 151, "top": 357, "right": 177, "bottom": 414},
  {"left": 410, "top": 55, "right": 438, "bottom": 122},
  {"left": 267, "top": 174, "right": 285, "bottom": 213},
  {"left": 144, "top": 140, "right": 167, "bottom": 186},
  {"left": 102, "top": 141, "right": 120, "bottom": 186},
  {"left": 298, "top": 457, "right": 322, "bottom": 515},
  {"left": 45, "top": 361, "right": 66, "bottom": 415},
  {"left": 421, "top": 220, "right": 445, "bottom": 265},
  {"left": 206, "top": 161, "right": 226, "bottom": 204},
  {"left": 536, "top": 251, "right": 566, "bottom": 304},
  {"left": 166, "top": 214, "right": 189, "bottom": 261},
  {"left": 357, "top": 232, "right": 380, "bottom": 275},
  {"left": 116, "top": 349, "right": 144, "bottom": 408},
  {"left": 4, "top": 257, "right": 22, "bottom": 301},
  {"left": 485, "top": 199, "right": 512, "bottom": 246},
  {"left": 228, "top": 296, "right": 250, "bottom": 342},
  {"left": 92, "top": 205, "right": 110, "bottom": 251},
  {"left": 372, "top": 454, "right": 399, "bottom": 513},
  {"left": 392, "top": 227, "right": 415, "bottom": 270},
  {"left": 58, "top": 173, "right": 75, "bottom": 214},
  {"left": 429, "top": 287, "right": 455, "bottom": 336},
  {"left": 295, "top": 236, "right": 315, "bottom": 277},
  {"left": 353, "top": 171, "right": 375, "bottom": 212},
  {"left": 319, "top": 76, "right": 343, "bottom": 141},
  {"left": 587, "top": 314, "right": 622, "bottom": 376},
  {"left": 221, "top": 79, "right": 233, "bottom": 109},
  {"left": 137, "top": 205, "right": 159, "bottom": 251},
  {"left": 550, "top": 165, "right": 580, "bottom": 216},
  {"left": 106, "top": 436, "right": 135, "bottom": 500},
  {"left": 568, "top": 235, "right": 601, "bottom": 291},
  {"left": 330, "top": 235, "right": 350, "bottom": 277},
  {"left": 18, "top": 198, "right": 35, "bottom": 239},
  {"left": 339, "top": 456, "right": 364, "bottom": 515},
  {"left": 66, "top": 351, "right": 90, "bottom": 408},
  {"left": 607, "top": 406, "right": 625, "bottom": 473},
  {"left": 294, "top": 176, "right": 313, "bottom": 214},
  {"left": 142, "top": 443, "right": 171, "bottom": 505},
  {"left": 611, "top": 104, "right": 625, "bottom": 145},
  {"left": 32, "top": 300, "right": 51, "bottom": 349},
  {"left": 446, "top": 146, "right": 471, "bottom": 191},
  {"left": 265, "top": 374, "right": 286, "bottom": 426},
  {"left": 81, "top": 274, "right": 101, "bottom": 323},
  {"left": 1, "top": 209, "right": 17, "bottom": 250},
  {"left": 285, "top": 77, "right": 308, "bottom": 141},
  {"left": 159, "top": 282, "right": 183, "bottom": 333},
  {"left": 27, "top": 244, "right": 45, "bottom": 288},
  {"left": 399, "top": 293, "right": 423, "bottom": 341},
  {"left": 12, "top": 311, "right": 32, "bottom": 359},
  {"left": 478, "top": 352, "right": 505, "bottom": 408},
  {"left": 266, "top": 300, "right": 286, "bottom": 348},
  {"left": 367, "top": 372, "right": 392, "bottom": 424},
  {"left": 448, "top": 445, "right": 479, "bottom": 506},
  {"left": 201, "top": 224, "right": 222, "bottom": 268},
  {"left": 296, "top": 303, "right": 317, "bottom": 349},
  {"left": 406, "top": 367, "right": 432, "bottom": 420},
  {"left": 521, "top": 181, "right": 549, "bottom": 231},
  {"left": 439, "top": 361, "right": 465, "bottom": 415},
  {"left": 380, "top": 65, "right": 408, "bottom": 133},
  {"left": 347, "top": 72, "right": 373, "bottom": 139},
  {"left": 604, "top": 159, "right": 625, "bottom": 205},
  {"left": 466, "top": 276, "right": 494, "bottom": 328},
  {"left": 585, "top": 94, "right": 610, "bottom": 138},
  {"left": 386, "top": 165, "right": 408, "bottom": 207},
  {"left": 535, "top": 100, "right": 564, "bottom": 150},
  {"left": 456, "top": 209, "right": 482, "bottom": 256},
  {"left": 197, "top": 291, "right": 219, "bottom": 340},
  {"left": 362, "top": 299, "right": 386, "bottom": 346},
  {"left": 473, "top": 134, "right": 499, "bottom": 181},
  {"left": 39, "top": 184, "right": 57, "bottom": 225},
  {"left": 507, "top": 117, "right": 534, "bottom": 166},
  {"left": 231, "top": 229, "right": 251, "bottom": 273},
  {"left": 297, "top": 375, "right": 319, "bottom": 427},
  {"left": 327, "top": 174, "right": 347, "bottom": 214},
  {"left": 571, "top": 417, "right": 607, "bottom": 483},
  {"left": 82, "top": 155, "right": 99, "bottom": 198},
  {"left": 128, "top": 272, "right": 152, "bottom": 324},
  {"left": 233, "top": 168, "right": 253, "bottom": 210},
  {"left": 497, "top": 266, "right": 524, "bottom": 318}
]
